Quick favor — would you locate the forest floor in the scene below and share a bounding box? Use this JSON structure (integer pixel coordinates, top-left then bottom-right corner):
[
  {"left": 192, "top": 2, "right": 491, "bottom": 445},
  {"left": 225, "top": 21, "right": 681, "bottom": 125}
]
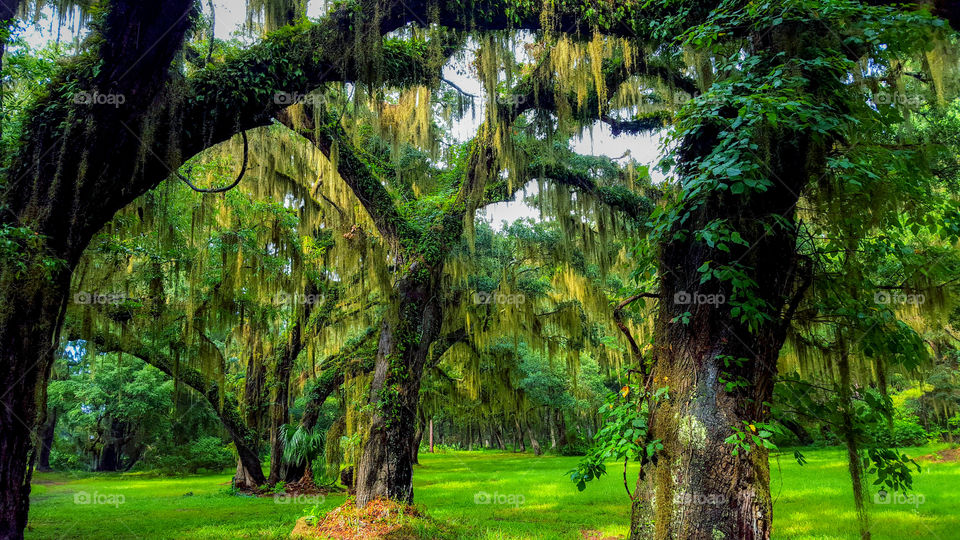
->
[{"left": 25, "top": 444, "right": 960, "bottom": 539}]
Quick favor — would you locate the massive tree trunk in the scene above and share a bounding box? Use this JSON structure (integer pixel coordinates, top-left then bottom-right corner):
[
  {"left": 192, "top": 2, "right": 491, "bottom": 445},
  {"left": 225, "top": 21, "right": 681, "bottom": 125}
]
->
[
  {"left": 354, "top": 265, "right": 443, "bottom": 506},
  {"left": 629, "top": 100, "right": 817, "bottom": 539},
  {"left": 0, "top": 3, "right": 195, "bottom": 536}
]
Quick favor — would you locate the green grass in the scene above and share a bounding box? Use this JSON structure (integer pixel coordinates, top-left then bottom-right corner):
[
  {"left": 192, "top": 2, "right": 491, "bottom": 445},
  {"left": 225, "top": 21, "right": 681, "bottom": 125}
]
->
[{"left": 27, "top": 444, "right": 960, "bottom": 539}]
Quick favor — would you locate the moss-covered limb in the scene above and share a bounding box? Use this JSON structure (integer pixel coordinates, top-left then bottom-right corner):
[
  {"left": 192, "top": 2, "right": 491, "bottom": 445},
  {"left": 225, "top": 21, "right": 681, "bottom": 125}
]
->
[
  {"left": 75, "top": 331, "right": 266, "bottom": 487},
  {"left": 480, "top": 156, "right": 653, "bottom": 222},
  {"left": 426, "top": 328, "right": 467, "bottom": 370},
  {"left": 276, "top": 107, "right": 420, "bottom": 250},
  {"left": 300, "top": 326, "right": 379, "bottom": 431},
  {"left": 387, "top": 0, "right": 709, "bottom": 42},
  {"left": 602, "top": 111, "right": 672, "bottom": 136}
]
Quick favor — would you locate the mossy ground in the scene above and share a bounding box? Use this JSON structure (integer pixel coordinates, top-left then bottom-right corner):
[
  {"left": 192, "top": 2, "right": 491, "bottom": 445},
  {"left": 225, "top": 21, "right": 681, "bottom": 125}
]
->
[{"left": 27, "top": 444, "right": 960, "bottom": 539}]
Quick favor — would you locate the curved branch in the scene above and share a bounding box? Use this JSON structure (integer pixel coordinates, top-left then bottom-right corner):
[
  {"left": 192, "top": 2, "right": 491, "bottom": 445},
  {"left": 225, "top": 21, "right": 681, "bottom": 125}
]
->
[{"left": 176, "top": 131, "right": 249, "bottom": 193}]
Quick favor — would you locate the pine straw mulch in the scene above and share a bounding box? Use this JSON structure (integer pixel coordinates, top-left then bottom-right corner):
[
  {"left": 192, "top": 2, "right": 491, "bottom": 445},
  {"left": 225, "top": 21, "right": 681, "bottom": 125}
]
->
[
  {"left": 233, "top": 477, "right": 342, "bottom": 499},
  {"left": 290, "top": 497, "right": 439, "bottom": 539},
  {"left": 916, "top": 447, "right": 960, "bottom": 463}
]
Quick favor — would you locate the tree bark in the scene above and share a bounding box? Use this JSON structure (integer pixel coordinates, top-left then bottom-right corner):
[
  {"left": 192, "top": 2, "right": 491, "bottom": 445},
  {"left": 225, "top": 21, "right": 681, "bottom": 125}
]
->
[
  {"left": 629, "top": 84, "right": 816, "bottom": 539},
  {"left": 527, "top": 423, "right": 542, "bottom": 456},
  {"left": 354, "top": 266, "right": 443, "bottom": 506},
  {"left": 428, "top": 419, "right": 434, "bottom": 453},
  {"left": 36, "top": 412, "right": 56, "bottom": 473}
]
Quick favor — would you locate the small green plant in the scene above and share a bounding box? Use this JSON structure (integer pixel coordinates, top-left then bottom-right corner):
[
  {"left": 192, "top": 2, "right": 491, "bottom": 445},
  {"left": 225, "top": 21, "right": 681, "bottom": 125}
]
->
[{"left": 724, "top": 420, "right": 782, "bottom": 455}]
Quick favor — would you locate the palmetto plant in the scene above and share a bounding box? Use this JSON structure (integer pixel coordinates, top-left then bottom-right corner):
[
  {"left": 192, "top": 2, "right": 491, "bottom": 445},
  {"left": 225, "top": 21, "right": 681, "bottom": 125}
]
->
[{"left": 279, "top": 424, "right": 325, "bottom": 483}]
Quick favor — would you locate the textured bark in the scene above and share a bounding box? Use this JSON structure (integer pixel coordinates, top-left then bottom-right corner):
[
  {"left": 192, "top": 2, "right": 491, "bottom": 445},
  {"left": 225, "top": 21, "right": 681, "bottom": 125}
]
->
[
  {"left": 354, "top": 266, "right": 443, "bottom": 506},
  {"left": 629, "top": 84, "right": 817, "bottom": 540}
]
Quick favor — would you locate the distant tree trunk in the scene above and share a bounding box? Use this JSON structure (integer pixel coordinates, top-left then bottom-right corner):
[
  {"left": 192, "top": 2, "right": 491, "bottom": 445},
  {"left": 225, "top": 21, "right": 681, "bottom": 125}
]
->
[
  {"left": 428, "top": 419, "right": 434, "bottom": 453},
  {"left": 514, "top": 418, "right": 525, "bottom": 453},
  {"left": 411, "top": 428, "right": 423, "bottom": 464},
  {"left": 527, "top": 424, "right": 542, "bottom": 456},
  {"left": 95, "top": 419, "right": 126, "bottom": 472},
  {"left": 548, "top": 413, "right": 557, "bottom": 449},
  {"left": 556, "top": 410, "right": 568, "bottom": 448},
  {"left": 494, "top": 426, "right": 506, "bottom": 451},
  {"left": 37, "top": 412, "right": 57, "bottom": 473}
]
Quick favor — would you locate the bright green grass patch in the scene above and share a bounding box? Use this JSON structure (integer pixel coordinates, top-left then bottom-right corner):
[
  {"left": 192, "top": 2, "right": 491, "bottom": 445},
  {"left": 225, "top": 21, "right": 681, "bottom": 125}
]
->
[
  {"left": 27, "top": 471, "right": 345, "bottom": 539},
  {"left": 27, "top": 445, "right": 960, "bottom": 539}
]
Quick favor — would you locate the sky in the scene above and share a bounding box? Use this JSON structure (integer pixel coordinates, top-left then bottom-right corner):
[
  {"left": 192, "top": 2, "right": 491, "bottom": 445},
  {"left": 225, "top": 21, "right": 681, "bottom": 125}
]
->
[{"left": 17, "top": 0, "right": 667, "bottom": 229}]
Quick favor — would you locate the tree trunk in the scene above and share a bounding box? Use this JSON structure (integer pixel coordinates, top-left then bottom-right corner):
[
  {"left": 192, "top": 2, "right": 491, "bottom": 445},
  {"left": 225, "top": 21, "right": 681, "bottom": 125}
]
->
[
  {"left": 354, "top": 265, "right": 443, "bottom": 506},
  {"left": 37, "top": 412, "right": 57, "bottom": 473},
  {"left": 95, "top": 419, "right": 127, "bottom": 472},
  {"left": 268, "top": 327, "right": 304, "bottom": 483},
  {"left": 548, "top": 413, "right": 557, "bottom": 449},
  {"left": 629, "top": 94, "right": 815, "bottom": 539},
  {"left": 428, "top": 419, "right": 434, "bottom": 453},
  {"left": 285, "top": 329, "right": 376, "bottom": 482},
  {"left": 411, "top": 427, "right": 423, "bottom": 465},
  {"left": 234, "top": 458, "right": 261, "bottom": 491},
  {"left": 526, "top": 423, "right": 542, "bottom": 456},
  {"left": 514, "top": 418, "right": 525, "bottom": 453},
  {"left": 556, "top": 410, "right": 568, "bottom": 448},
  {"left": 494, "top": 425, "right": 506, "bottom": 451}
]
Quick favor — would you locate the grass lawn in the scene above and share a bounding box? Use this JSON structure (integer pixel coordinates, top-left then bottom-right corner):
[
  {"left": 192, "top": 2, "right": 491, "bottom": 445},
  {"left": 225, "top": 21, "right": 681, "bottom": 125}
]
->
[{"left": 26, "top": 444, "right": 960, "bottom": 539}]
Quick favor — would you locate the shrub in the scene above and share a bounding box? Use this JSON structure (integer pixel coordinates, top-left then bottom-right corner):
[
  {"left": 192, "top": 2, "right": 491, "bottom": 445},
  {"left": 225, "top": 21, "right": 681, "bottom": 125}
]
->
[
  {"left": 871, "top": 418, "right": 930, "bottom": 447},
  {"left": 149, "top": 436, "right": 234, "bottom": 474}
]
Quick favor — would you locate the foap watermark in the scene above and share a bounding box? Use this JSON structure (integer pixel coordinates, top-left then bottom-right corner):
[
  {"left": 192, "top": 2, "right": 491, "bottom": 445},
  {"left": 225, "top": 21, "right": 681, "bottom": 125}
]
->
[
  {"left": 873, "top": 92, "right": 924, "bottom": 108},
  {"left": 73, "top": 91, "right": 126, "bottom": 107},
  {"left": 496, "top": 94, "right": 527, "bottom": 106},
  {"left": 673, "top": 492, "right": 728, "bottom": 506},
  {"left": 474, "top": 490, "right": 524, "bottom": 507},
  {"left": 673, "top": 291, "right": 725, "bottom": 306},
  {"left": 472, "top": 291, "right": 525, "bottom": 305},
  {"left": 274, "top": 493, "right": 324, "bottom": 505},
  {"left": 273, "top": 292, "right": 326, "bottom": 306},
  {"left": 74, "top": 490, "right": 125, "bottom": 507},
  {"left": 73, "top": 291, "right": 130, "bottom": 305},
  {"left": 874, "top": 489, "right": 925, "bottom": 508},
  {"left": 273, "top": 91, "right": 328, "bottom": 106},
  {"left": 873, "top": 291, "right": 924, "bottom": 306}
]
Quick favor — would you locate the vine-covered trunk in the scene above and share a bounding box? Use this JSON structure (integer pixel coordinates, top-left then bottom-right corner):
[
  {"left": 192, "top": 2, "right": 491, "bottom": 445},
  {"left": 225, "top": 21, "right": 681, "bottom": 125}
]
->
[
  {"left": 630, "top": 124, "right": 815, "bottom": 539},
  {"left": 354, "top": 265, "right": 442, "bottom": 506}
]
